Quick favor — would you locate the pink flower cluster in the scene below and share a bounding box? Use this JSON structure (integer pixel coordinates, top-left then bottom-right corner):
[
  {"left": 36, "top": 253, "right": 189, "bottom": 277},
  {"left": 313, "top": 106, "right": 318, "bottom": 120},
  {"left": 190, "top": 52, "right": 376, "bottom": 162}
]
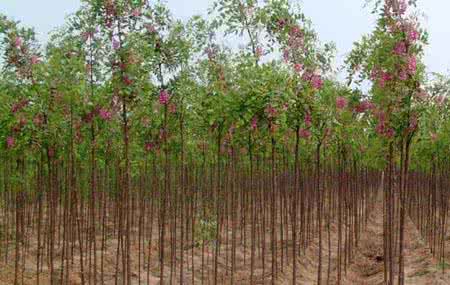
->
[
  {"left": 294, "top": 63, "right": 303, "bottom": 73},
  {"left": 371, "top": 68, "right": 392, "bottom": 88},
  {"left": 336, "top": 96, "right": 348, "bottom": 110},
  {"left": 283, "top": 25, "right": 305, "bottom": 63},
  {"left": 159, "top": 90, "right": 170, "bottom": 105},
  {"left": 355, "top": 100, "right": 375, "bottom": 113},
  {"left": 6, "top": 136, "right": 15, "bottom": 149},
  {"left": 11, "top": 99, "right": 29, "bottom": 113},
  {"left": 385, "top": 0, "right": 408, "bottom": 17},
  {"left": 304, "top": 112, "right": 312, "bottom": 127},
  {"left": 99, "top": 108, "right": 112, "bottom": 121},
  {"left": 145, "top": 142, "right": 155, "bottom": 152},
  {"left": 407, "top": 55, "right": 417, "bottom": 74},
  {"left": 123, "top": 75, "right": 133, "bottom": 86},
  {"left": 408, "top": 115, "right": 418, "bottom": 132},
  {"left": 299, "top": 128, "right": 311, "bottom": 139},
  {"left": 303, "top": 71, "right": 323, "bottom": 90},
  {"left": 393, "top": 41, "right": 407, "bottom": 55},
  {"left": 251, "top": 117, "right": 258, "bottom": 130},
  {"left": 374, "top": 111, "right": 395, "bottom": 138}
]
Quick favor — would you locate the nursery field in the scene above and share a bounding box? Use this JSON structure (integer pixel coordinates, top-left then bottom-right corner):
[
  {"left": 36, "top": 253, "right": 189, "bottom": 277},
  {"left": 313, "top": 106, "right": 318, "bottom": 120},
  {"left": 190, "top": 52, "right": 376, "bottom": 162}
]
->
[{"left": 1, "top": 0, "right": 450, "bottom": 284}]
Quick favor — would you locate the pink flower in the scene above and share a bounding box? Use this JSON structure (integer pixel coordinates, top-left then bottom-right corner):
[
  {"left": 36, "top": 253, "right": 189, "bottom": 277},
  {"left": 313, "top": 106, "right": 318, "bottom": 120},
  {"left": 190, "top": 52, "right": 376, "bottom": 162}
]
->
[
  {"left": 6, "top": 136, "right": 14, "bottom": 149},
  {"left": 408, "top": 29, "right": 420, "bottom": 42},
  {"left": 15, "top": 37, "right": 22, "bottom": 48},
  {"left": 299, "top": 128, "right": 311, "bottom": 139},
  {"left": 294, "top": 63, "right": 303, "bottom": 73},
  {"left": 378, "top": 72, "right": 392, "bottom": 88},
  {"left": 407, "top": 56, "right": 417, "bottom": 75},
  {"left": 290, "top": 25, "right": 301, "bottom": 36},
  {"left": 251, "top": 117, "right": 258, "bottom": 130},
  {"left": 375, "top": 122, "right": 386, "bottom": 136},
  {"left": 370, "top": 67, "right": 380, "bottom": 80},
  {"left": 393, "top": 41, "right": 407, "bottom": 55},
  {"left": 277, "top": 18, "right": 287, "bottom": 28},
  {"left": 11, "top": 99, "right": 29, "bottom": 113},
  {"left": 123, "top": 75, "right": 133, "bottom": 86},
  {"left": 355, "top": 100, "right": 372, "bottom": 113},
  {"left": 398, "top": 69, "right": 408, "bottom": 81},
  {"left": 99, "top": 108, "right": 112, "bottom": 121},
  {"left": 409, "top": 116, "right": 418, "bottom": 131},
  {"left": 302, "top": 70, "right": 314, "bottom": 81},
  {"left": 382, "top": 72, "right": 392, "bottom": 81},
  {"left": 398, "top": 2, "right": 407, "bottom": 15},
  {"left": 304, "top": 112, "right": 312, "bottom": 127},
  {"left": 159, "top": 90, "right": 170, "bottom": 105},
  {"left": 311, "top": 74, "right": 323, "bottom": 90},
  {"left": 385, "top": 128, "right": 395, "bottom": 139},
  {"left": 336, "top": 96, "right": 348, "bottom": 110},
  {"left": 145, "top": 142, "right": 154, "bottom": 152}
]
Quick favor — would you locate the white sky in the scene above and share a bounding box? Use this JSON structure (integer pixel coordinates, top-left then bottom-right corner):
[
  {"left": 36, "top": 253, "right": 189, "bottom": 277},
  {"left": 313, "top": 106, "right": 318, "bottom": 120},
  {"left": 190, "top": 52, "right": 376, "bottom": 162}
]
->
[{"left": 0, "top": 0, "right": 449, "bottom": 75}]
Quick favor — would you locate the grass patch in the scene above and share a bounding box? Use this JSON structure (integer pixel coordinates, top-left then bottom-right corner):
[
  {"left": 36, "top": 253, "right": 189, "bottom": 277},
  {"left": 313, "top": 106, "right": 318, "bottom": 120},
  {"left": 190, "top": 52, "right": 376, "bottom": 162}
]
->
[
  {"left": 437, "top": 261, "right": 450, "bottom": 271},
  {"left": 411, "top": 269, "right": 430, "bottom": 277}
]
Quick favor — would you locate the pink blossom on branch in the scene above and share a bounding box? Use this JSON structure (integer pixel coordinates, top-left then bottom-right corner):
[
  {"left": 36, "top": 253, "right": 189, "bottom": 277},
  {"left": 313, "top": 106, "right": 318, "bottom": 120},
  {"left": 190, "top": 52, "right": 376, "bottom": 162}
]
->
[
  {"left": 408, "top": 29, "right": 420, "bottom": 42},
  {"left": 159, "top": 90, "right": 170, "bottom": 105},
  {"left": 398, "top": 69, "right": 408, "bottom": 81},
  {"left": 299, "top": 128, "right": 311, "bottom": 139},
  {"left": 393, "top": 41, "right": 407, "bottom": 55},
  {"left": 407, "top": 55, "right": 417, "bottom": 75},
  {"left": 311, "top": 74, "right": 323, "bottom": 90},
  {"left": 336, "top": 96, "right": 348, "bottom": 110},
  {"left": 6, "top": 136, "right": 15, "bottom": 149},
  {"left": 294, "top": 63, "right": 303, "bottom": 73},
  {"left": 99, "top": 108, "right": 112, "bottom": 121},
  {"left": 304, "top": 112, "right": 312, "bottom": 127},
  {"left": 355, "top": 100, "right": 374, "bottom": 113},
  {"left": 145, "top": 142, "right": 154, "bottom": 152}
]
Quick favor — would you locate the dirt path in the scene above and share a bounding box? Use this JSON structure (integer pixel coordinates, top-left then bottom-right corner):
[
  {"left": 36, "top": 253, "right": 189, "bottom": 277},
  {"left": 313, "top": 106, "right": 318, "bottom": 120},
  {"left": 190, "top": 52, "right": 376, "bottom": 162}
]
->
[{"left": 338, "top": 194, "right": 450, "bottom": 285}]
